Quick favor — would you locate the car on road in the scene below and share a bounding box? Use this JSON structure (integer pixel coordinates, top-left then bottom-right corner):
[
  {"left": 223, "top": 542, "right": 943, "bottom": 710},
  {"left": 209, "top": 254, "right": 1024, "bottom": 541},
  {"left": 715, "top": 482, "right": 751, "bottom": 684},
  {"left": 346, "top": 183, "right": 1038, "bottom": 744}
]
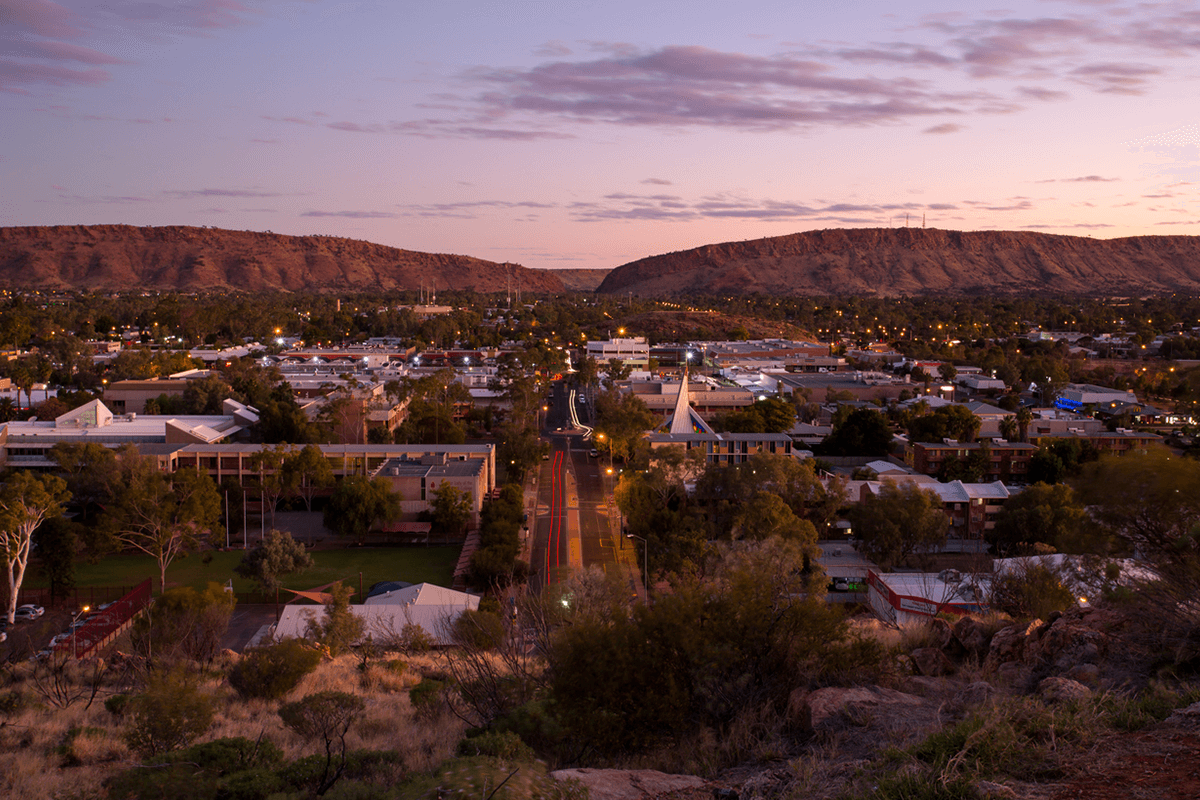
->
[
  {"left": 14, "top": 604, "right": 44, "bottom": 621},
  {"left": 588, "top": 449, "right": 600, "bottom": 458}
]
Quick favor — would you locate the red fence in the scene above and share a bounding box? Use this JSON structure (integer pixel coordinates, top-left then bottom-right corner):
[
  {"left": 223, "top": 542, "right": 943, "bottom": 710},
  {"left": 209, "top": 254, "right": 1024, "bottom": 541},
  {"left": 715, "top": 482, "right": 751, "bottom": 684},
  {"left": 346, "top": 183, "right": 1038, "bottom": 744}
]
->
[{"left": 55, "top": 578, "right": 153, "bottom": 660}]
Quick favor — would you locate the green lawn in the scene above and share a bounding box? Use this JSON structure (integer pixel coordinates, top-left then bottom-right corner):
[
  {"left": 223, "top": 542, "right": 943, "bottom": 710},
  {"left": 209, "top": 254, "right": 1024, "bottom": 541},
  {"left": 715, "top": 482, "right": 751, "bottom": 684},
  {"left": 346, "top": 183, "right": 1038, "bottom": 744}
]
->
[{"left": 29, "top": 546, "right": 460, "bottom": 596}]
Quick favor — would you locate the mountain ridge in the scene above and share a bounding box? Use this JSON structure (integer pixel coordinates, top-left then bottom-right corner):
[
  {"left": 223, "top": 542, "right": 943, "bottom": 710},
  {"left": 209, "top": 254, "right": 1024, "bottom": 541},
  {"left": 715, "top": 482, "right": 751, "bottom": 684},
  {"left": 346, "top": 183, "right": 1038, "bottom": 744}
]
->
[
  {"left": 0, "top": 225, "right": 564, "bottom": 294},
  {"left": 596, "top": 227, "right": 1200, "bottom": 296}
]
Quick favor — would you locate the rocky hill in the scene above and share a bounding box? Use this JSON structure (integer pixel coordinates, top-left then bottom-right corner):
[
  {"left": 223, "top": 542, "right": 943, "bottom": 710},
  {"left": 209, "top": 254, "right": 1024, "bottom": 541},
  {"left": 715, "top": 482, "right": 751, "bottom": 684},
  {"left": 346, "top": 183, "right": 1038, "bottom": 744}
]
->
[
  {"left": 0, "top": 225, "right": 564, "bottom": 294},
  {"left": 547, "top": 268, "right": 612, "bottom": 292},
  {"left": 596, "top": 228, "right": 1200, "bottom": 297}
]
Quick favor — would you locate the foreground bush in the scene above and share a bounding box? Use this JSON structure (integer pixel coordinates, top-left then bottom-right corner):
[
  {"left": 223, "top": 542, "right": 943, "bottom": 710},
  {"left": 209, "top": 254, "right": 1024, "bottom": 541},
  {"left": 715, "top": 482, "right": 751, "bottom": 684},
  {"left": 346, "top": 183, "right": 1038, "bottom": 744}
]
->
[
  {"left": 229, "top": 638, "right": 323, "bottom": 700},
  {"left": 123, "top": 668, "right": 215, "bottom": 757}
]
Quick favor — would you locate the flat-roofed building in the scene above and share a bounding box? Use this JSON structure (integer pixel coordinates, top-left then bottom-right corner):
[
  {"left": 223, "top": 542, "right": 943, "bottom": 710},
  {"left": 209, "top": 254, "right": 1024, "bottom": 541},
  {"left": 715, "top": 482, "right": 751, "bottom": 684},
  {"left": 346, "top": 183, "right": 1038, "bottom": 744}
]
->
[
  {"left": 906, "top": 440, "right": 1035, "bottom": 484},
  {"left": 0, "top": 399, "right": 258, "bottom": 470},
  {"left": 373, "top": 453, "right": 489, "bottom": 527},
  {"left": 171, "top": 442, "right": 496, "bottom": 497},
  {"left": 647, "top": 432, "right": 797, "bottom": 465},
  {"left": 628, "top": 379, "right": 757, "bottom": 420},
  {"left": 586, "top": 337, "right": 650, "bottom": 369}
]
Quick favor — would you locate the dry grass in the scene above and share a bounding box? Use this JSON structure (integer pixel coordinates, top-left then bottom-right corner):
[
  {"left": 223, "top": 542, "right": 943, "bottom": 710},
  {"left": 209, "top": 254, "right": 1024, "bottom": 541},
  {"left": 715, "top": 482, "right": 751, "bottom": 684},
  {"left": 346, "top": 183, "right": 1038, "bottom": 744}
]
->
[{"left": 0, "top": 649, "right": 469, "bottom": 799}]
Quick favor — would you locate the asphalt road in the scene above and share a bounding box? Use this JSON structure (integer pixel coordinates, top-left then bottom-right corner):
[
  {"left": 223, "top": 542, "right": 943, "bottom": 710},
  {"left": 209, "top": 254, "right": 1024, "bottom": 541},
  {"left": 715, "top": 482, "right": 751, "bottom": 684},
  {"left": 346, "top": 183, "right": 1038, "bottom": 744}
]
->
[{"left": 530, "top": 381, "right": 633, "bottom": 593}]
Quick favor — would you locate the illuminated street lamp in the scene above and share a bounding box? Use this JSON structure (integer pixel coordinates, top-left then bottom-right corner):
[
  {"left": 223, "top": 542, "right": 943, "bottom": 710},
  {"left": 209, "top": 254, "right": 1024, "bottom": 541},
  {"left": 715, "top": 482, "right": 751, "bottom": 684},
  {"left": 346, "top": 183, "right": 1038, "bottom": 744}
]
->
[{"left": 71, "top": 605, "right": 91, "bottom": 659}]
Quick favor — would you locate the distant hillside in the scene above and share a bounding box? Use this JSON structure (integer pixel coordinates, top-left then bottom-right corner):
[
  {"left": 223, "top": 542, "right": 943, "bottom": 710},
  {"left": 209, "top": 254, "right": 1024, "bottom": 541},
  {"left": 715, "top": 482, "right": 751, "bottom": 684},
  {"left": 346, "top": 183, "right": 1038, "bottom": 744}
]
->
[
  {"left": 597, "top": 228, "right": 1200, "bottom": 297},
  {"left": 0, "top": 225, "right": 564, "bottom": 293},
  {"left": 547, "top": 268, "right": 612, "bottom": 292}
]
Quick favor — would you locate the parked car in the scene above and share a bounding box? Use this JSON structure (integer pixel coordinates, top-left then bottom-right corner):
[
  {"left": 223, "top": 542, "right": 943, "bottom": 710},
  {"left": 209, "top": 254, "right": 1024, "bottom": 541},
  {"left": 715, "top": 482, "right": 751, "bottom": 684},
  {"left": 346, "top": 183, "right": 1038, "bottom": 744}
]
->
[
  {"left": 14, "top": 604, "right": 44, "bottom": 621},
  {"left": 589, "top": 449, "right": 600, "bottom": 458}
]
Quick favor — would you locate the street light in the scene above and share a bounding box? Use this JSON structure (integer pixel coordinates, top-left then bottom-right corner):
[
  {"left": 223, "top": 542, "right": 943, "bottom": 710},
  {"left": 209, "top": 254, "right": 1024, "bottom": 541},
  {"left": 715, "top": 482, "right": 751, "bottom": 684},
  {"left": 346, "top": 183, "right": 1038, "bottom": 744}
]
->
[
  {"left": 71, "top": 605, "right": 91, "bottom": 659},
  {"left": 626, "top": 533, "right": 648, "bottom": 601}
]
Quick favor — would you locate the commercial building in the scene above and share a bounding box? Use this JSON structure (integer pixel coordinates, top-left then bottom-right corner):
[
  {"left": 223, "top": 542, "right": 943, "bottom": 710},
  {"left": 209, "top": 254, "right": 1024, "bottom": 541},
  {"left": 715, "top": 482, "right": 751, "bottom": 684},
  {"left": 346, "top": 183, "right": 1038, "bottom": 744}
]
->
[{"left": 0, "top": 398, "right": 258, "bottom": 470}]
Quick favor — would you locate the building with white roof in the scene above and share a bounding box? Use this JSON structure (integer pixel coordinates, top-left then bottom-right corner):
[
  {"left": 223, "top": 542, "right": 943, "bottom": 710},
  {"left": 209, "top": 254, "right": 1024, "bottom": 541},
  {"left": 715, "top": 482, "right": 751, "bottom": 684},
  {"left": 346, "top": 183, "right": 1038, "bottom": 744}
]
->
[
  {"left": 0, "top": 398, "right": 258, "bottom": 470},
  {"left": 271, "top": 582, "right": 478, "bottom": 647}
]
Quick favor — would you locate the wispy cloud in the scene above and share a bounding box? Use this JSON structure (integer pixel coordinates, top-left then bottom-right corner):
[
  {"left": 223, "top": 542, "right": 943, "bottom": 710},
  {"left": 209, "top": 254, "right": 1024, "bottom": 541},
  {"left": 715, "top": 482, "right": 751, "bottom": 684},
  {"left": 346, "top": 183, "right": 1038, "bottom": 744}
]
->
[
  {"left": 1, "top": 0, "right": 261, "bottom": 93},
  {"left": 301, "top": 210, "right": 398, "bottom": 219},
  {"left": 1035, "top": 175, "right": 1120, "bottom": 183},
  {"left": 923, "top": 122, "right": 964, "bottom": 134},
  {"left": 166, "top": 188, "right": 288, "bottom": 198}
]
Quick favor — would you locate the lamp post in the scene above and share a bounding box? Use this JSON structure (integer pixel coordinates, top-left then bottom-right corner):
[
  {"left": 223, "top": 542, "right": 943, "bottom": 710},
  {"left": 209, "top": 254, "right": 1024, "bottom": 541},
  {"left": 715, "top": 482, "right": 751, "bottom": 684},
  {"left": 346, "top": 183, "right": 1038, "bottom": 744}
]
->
[
  {"left": 626, "top": 533, "right": 648, "bottom": 601},
  {"left": 71, "top": 605, "right": 91, "bottom": 659}
]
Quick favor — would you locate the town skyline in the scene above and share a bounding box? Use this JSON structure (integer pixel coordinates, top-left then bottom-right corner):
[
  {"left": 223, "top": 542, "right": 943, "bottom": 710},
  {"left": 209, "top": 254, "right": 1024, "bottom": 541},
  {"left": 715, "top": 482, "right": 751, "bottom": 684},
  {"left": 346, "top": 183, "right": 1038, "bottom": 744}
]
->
[{"left": 4, "top": 0, "right": 1200, "bottom": 270}]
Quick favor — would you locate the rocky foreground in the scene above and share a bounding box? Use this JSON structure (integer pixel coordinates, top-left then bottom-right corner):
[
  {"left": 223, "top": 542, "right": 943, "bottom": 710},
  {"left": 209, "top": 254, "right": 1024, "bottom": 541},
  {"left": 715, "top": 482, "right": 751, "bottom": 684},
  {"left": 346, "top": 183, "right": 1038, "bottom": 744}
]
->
[{"left": 549, "top": 606, "right": 1200, "bottom": 800}]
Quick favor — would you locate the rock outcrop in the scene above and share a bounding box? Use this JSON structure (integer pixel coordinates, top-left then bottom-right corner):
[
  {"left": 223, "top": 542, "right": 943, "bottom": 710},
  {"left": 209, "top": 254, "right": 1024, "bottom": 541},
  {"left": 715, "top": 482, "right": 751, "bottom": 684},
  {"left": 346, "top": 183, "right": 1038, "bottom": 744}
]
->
[
  {"left": 0, "top": 225, "right": 564, "bottom": 293},
  {"left": 596, "top": 227, "right": 1200, "bottom": 297}
]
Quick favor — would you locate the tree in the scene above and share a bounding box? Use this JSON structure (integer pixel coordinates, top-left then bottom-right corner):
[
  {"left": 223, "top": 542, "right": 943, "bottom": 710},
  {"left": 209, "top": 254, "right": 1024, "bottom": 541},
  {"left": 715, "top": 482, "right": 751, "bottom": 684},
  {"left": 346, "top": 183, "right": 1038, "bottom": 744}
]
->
[
  {"left": 305, "top": 582, "right": 364, "bottom": 657},
  {"left": 593, "top": 389, "right": 656, "bottom": 463},
  {"left": 1074, "top": 447, "right": 1200, "bottom": 562},
  {"left": 716, "top": 397, "right": 796, "bottom": 434},
  {"left": 848, "top": 479, "right": 949, "bottom": 569},
  {"left": 820, "top": 407, "right": 894, "bottom": 457},
  {"left": 281, "top": 444, "right": 335, "bottom": 512},
  {"left": 32, "top": 515, "right": 79, "bottom": 602},
  {"left": 110, "top": 454, "right": 223, "bottom": 592},
  {"left": 548, "top": 540, "right": 862, "bottom": 757},
  {"left": 431, "top": 484, "right": 472, "bottom": 537},
  {"left": 279, "top": 691, "right": 365, "bottom": 796},
  {"left": 0, "top": 472, "right": 70, "bottom": 623},
  {"left": 322, "top": 476, "right": 401, "bottom": 544},
  {"left": 235, "top": 529, "right": 314, "bottom": 593},
  {"left": 1016, "top": 406, "right": 1034, "bottom": 443},
  {"left": 999, "top": 415, "right": 1018, "bottom": 441},
  {"left": 247, "top": 444, "right": 289, "bottom": 530},
  {"left": 132, "top": 583, "right": 237, "bottom": 665},
  {"left": 987, "top": 482, "right": 1102, "bottom": 556},
  {"left": 604, "top": 357, "right": 633, "bottom": 387},
  {"left": 907, "top": 405, "right": 981, "bottom": 443},
  {"left": 734, "top": 490, "right": 820, "bottom": 552}
]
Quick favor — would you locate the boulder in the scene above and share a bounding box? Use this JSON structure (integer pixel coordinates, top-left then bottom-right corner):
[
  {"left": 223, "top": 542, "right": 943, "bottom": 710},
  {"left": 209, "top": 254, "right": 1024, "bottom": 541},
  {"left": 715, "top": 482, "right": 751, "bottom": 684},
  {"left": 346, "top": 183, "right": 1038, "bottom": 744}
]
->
[
  {"left": 806, "top": 685, "right": 929, "bottom": 728},
  {"left": 550, "top": 769, "right": 707, "bottom": 800},
  {"left": 1064, "top": 663, "right": 1100, "bottom": 686},
  {"left": 952, "top": 616, "right": 992, "bottom": 659},
  {"left": 1038, "top": 676, "right": 1092, "bottom": 703},
  {"left": 985, "top": 620, "right": 1042, "bottom": 670},
  {"left": 951, "top": 681, "right": 996, "bottom": 711},
  {"left": 911, "top": 647, "right": 955, "bottom": 677}
]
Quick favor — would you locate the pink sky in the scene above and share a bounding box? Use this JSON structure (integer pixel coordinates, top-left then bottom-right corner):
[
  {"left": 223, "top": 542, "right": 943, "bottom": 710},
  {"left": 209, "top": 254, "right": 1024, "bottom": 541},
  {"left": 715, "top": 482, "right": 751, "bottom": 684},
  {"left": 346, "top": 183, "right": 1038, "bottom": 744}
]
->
[{"left": 2, "top": 0, "right": 1199, "bottom": 270}]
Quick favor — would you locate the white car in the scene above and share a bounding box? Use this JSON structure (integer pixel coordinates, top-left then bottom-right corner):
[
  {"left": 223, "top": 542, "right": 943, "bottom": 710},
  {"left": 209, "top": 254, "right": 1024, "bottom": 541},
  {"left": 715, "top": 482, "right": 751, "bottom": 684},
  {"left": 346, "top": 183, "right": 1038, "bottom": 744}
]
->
[{"left": 14, "top": 604, "right": 44, "bottom": 621}]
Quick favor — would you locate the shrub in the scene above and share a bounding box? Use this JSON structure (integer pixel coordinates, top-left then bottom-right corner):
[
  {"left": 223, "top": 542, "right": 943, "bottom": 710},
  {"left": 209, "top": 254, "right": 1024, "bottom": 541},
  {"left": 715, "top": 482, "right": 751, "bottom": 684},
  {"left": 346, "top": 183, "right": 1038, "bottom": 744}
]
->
[
  {"left": 229, "top": 638, "right": 323, "bottom": 700},
  {"left": 397, "top": 623, "right": 436, "bottom": 654},
  {"left": 0, "top": 689, "right": 25, "bottom": 716},
  {"left": 278, "top": 750, "right": 404, "bottom": 792},
  {"left": 409, "top": 679, "right": 447, "bottom": 718},
  {"left": 452, "top": 609, "right": 506, "bottom": 651},
  {"left": 456, "top": 730, "right": 536, "bottom": 762},
  {"left": 385, "top": 659, "right": 408, "bottom": 676},
  {"left": 104, "top": 693, "right": 131, "bottom": 718},
  {"left": 105, "top": 736, "right": 284, "bottom": 800},
  {"left": 124, "top": 668, "right": 215, "bottom": 757}
]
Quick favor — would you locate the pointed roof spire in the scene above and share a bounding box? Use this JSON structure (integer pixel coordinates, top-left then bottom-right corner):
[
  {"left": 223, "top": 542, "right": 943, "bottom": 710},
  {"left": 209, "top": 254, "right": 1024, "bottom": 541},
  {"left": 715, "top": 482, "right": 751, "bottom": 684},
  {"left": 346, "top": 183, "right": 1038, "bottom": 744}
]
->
[{"left": 666, "top": 353, "right": 715, "bottom": 435}]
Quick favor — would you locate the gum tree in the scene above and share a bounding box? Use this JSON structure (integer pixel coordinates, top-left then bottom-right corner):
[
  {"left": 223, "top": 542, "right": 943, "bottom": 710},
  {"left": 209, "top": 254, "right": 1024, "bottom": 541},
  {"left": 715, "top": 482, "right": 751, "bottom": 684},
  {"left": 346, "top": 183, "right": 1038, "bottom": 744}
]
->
[{"left": 0, "top": 472, "right": 70, "bottom": 623}]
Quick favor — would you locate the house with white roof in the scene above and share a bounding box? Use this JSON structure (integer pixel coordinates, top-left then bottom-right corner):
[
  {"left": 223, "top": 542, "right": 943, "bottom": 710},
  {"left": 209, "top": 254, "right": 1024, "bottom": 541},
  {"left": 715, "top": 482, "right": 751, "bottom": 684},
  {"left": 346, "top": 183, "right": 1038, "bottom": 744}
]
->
[{"left": 270, "top": 582, "right": 479, "bottom": 647}]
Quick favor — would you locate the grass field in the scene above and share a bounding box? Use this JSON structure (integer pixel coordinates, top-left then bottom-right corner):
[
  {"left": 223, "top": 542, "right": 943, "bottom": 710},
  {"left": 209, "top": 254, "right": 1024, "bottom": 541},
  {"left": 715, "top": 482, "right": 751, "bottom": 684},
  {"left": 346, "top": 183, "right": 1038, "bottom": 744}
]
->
[{"left": 26, "top": 546, "right": 460, "bottom": 596}]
